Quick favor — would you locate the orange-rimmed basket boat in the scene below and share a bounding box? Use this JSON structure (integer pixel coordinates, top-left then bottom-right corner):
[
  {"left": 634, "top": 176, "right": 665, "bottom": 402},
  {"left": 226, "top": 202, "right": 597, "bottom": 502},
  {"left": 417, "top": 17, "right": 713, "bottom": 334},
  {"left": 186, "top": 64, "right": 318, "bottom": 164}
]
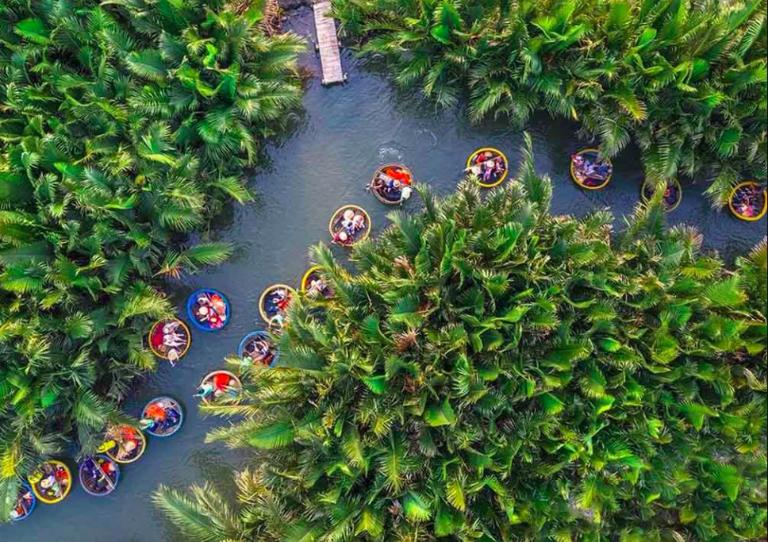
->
[{"left": 148, "top": 318, "right": 191, "bottom": 363}]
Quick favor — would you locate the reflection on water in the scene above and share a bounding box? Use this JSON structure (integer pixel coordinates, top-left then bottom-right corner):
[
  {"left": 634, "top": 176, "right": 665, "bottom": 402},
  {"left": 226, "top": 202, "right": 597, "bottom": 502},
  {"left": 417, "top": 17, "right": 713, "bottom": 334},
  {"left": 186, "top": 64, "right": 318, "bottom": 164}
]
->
[{"left": 7, "top": 6, "right": 765, "bottom": 542}]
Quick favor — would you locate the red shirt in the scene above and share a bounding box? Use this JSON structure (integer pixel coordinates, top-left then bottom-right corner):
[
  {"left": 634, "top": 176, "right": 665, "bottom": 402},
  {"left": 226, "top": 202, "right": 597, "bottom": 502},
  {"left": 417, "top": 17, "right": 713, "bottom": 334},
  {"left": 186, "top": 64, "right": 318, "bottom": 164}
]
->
[{"left": 213, "top": 373, "right": 230, "bottom": 390}]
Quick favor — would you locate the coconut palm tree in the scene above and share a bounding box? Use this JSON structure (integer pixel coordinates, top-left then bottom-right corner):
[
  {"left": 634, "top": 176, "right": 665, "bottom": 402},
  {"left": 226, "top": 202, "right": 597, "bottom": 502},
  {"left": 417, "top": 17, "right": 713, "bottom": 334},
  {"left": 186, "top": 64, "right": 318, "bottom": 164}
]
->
[
  {"left": 158, "top": 137, "right": 767, "bottom": 541},
  {"left": 0, "top": 0, "right": 305, "bottom": 517},
  {"left": 333, "top": 0, "right": 768, "bottom": 205}
]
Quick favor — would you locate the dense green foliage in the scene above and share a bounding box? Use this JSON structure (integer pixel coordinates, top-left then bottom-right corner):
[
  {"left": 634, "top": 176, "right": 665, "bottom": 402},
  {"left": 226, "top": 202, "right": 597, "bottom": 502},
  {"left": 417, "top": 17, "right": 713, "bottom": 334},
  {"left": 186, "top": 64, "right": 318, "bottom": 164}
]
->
[
  {"left": 156, "top": 139, "right": 767, "bottom": 541},
  {"left": 332, "top": 0, "right": 767, "bottom": 204},
  {"left": 0, "top": 0, "right": 303, "bottom": 509}
]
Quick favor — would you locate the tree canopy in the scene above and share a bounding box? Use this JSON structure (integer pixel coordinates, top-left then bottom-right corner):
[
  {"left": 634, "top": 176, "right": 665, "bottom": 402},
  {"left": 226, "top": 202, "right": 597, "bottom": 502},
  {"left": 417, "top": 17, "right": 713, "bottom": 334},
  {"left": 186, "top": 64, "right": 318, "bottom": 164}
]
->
[
  {"left": 331, "top": 0, "right": 768, "bottom": 205},
  {"left": 156, "top": 138, "right": 768, "bottom": 541},
  {"left": 0, "top": 0, "right": 304, "bottom": 511}
]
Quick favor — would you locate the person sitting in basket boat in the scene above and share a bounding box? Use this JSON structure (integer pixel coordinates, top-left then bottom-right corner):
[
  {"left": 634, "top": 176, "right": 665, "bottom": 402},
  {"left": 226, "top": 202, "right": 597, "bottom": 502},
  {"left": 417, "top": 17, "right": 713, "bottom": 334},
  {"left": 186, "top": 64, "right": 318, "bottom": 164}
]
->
[
  {"left": 732, "top": 183, "right": 764, "bottom": 218},
  {"left": 332, "top": 230, "right": 351, "bottom": 245},
  {"left": 466, "top": 151, "right": 506, "bottom": 184},
  {"left": 384, "top": 166, "right": 412, "bottom": 185},
  {"left": 333, "top": 209, "right": 367, "bottom": 245},
  {"left": 10, "top": 488, "right": 34, "bottom": 521},
  {"left": 161, "top": 320, "right": 188, "bottom": 365},
  {"left": 352, "top": 212, "right": 366, "bottom": 231},
  {"left": 140, "top": 399, "right": 180, "bottom": 432},
  {"left": 193, "top": 292, "right": 227, "bottom": 329},
  {"left": 244, "top": 338, "right": 274, "bottom": 366},
  {"left": 372, "top": 173, "right": 413, "bottom": 202},
  {"left": 340, "top": 209, "right": 355, "bottom": 232},
  {"left": 308, "top": 276, "right": 331, "bottom": 298},
  {"left": 195, "top": 373, "right": 239, "bottom": 401},
  {"left": 572, "top": 152, "right": 612, "bottom": 186},
  {"left": 104, "top": 426, "right": 141, "bottom": 462},
  {"left": 34, "top": 463, "right": 69, "bottom": 499},
  {"left": 272, "top": 288, "right": 291, "bottom": 313},
  {"left": 114, "top": 439, "right": 137, "bottom": 461},
  {"left": 81, "top": 457, "right": 117, "bottom": 493}
]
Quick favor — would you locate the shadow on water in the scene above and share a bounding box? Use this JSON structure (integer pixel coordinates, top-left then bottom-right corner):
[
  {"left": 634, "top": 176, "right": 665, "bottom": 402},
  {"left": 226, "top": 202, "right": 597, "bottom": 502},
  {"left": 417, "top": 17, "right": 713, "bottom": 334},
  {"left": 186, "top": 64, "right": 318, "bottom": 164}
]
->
[{"left": 7, "top": 6, "right": 765, "bottom": 542}]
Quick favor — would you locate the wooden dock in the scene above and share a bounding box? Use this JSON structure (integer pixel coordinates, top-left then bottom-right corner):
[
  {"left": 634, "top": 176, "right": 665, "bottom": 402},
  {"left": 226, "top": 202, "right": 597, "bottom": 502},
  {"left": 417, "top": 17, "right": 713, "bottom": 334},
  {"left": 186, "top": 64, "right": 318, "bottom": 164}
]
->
[{"left": 313, "top": 0, "right": 346, "bottom": 85}]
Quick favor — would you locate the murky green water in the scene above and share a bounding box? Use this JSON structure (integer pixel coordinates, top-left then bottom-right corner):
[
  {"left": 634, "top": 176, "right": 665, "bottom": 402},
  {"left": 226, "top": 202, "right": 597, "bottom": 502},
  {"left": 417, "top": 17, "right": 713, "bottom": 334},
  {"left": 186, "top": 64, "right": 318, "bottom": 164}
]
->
[{"left": 7, "top": 7, "right": 764, "bottom": 542}]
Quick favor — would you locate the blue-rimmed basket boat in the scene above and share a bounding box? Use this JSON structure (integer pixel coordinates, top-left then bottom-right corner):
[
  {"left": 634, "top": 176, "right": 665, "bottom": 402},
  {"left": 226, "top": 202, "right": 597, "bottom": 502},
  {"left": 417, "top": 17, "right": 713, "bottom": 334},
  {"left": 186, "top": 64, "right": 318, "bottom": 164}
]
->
[
  {"left": 141, "top": 396, "right": 184, "bottom": 438},
  {"left": 78, "top": 455, "right": 120, "bottom": 497},
  {"left": 238, "top": 330, "right": 279, "bottom": 367},
  {"left": 186, "top": 288, "right": 230, "bottom": 332},
  {"left": 10, "top": 482, "right": 36, "bottom": 522}
]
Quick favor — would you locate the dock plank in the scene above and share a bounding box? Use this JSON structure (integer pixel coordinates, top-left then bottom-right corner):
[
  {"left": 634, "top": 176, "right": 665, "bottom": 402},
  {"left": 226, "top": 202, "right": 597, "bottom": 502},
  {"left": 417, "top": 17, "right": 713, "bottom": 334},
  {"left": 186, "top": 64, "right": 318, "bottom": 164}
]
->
[{"left": 313, "top": 0, "right": 346, "bottom": 85}]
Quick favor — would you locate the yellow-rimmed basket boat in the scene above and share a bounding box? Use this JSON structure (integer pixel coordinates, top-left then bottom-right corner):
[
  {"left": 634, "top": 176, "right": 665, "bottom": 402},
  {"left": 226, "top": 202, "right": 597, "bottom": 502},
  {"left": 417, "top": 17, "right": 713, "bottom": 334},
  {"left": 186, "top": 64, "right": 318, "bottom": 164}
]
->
[
  {"left": 570, "top": 148, "right": 613, "bottom": 190},
  {"left": 301, "top": 265, "right": 334, "bottom": 299},
  {"left": 29, "top": 460, "right": 72, "bottom": 505},
  {"left": 328, "top": 205, "right": 371, "bottom": 247},
  {"left": 641, "top": 178, "right": 682, "bottom": 212},
  {"left": 728, "top": 181, "right": 767, "bottom": 222},
  {"left": 465, "top": 147, "right": 509, "bottom": 188}
]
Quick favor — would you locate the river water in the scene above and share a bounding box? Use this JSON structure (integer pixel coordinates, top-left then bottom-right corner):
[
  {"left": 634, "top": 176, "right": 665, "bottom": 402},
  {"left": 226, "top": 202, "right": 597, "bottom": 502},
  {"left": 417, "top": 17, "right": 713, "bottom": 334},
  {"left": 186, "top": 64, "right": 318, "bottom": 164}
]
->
[{"left": 7, "top": 7, "right": 765, "bottom": 542}]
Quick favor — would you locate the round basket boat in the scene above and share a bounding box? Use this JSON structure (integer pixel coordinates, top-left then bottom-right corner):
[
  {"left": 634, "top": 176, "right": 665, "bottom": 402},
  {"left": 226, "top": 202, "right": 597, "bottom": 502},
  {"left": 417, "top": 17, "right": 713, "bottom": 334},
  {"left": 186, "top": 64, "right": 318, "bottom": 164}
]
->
[
  {"left": 465, "top": 147, "right": 509, "bottom": 188},
  {"left": 301, "top": 265, "right": 334, "bottom": 299},
  {"left": 570, "top": 148, "right": 613, "bottom": 190},
  {"left": 78, "top": 455, "right": 120, "bottom": 497},
  {"left": 328, "top": 205, "right": 371, "bottom": 247},
  {"left": 641, "top": 179, "right": 682, "bottom": 212},
  {"left": 141, "top": 396, "right": 184, "bottom": 438},
  {"left": 101, "top": 425, "right": 147, "bottom": 464},
  {"left": 729, "top": 181, "right": 767, "bottom": 222},
  {"left": 10, "top": 482, "right": 36, "bottom": 522},
  {"left": 28, "top": 460, "right": 72, "bottom": 505},
  {"left": 197, "top": 370, "right": 242, "bottom": 404},
  {"left": 258, "top": 284, "right": 296, "bottom": 325},
  {"left": 369, "top": 164, "right": 414, "bottom": 205},
  {"left": 186, "top": 288, "right": 230, "bottom": 332},
  {"left": 148, "top": 318, "right": 191, "bottom": 364},
  {"left": 238, "top": 330, "right": 278, "bottom": 367}
]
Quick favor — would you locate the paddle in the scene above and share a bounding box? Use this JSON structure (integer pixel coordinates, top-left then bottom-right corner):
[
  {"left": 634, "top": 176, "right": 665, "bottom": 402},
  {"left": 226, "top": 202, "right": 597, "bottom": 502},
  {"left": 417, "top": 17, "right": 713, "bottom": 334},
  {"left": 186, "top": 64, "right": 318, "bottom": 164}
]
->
[{"left": 87, "top": 457, "right": 116, "bottom": 492}]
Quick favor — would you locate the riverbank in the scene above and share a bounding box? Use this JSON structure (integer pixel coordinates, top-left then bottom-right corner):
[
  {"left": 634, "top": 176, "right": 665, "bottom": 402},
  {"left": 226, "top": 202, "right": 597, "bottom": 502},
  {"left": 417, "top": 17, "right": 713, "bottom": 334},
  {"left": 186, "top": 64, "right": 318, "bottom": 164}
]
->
[{"left": 6, "top": 6, "right": 764, "bottom": 542}]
